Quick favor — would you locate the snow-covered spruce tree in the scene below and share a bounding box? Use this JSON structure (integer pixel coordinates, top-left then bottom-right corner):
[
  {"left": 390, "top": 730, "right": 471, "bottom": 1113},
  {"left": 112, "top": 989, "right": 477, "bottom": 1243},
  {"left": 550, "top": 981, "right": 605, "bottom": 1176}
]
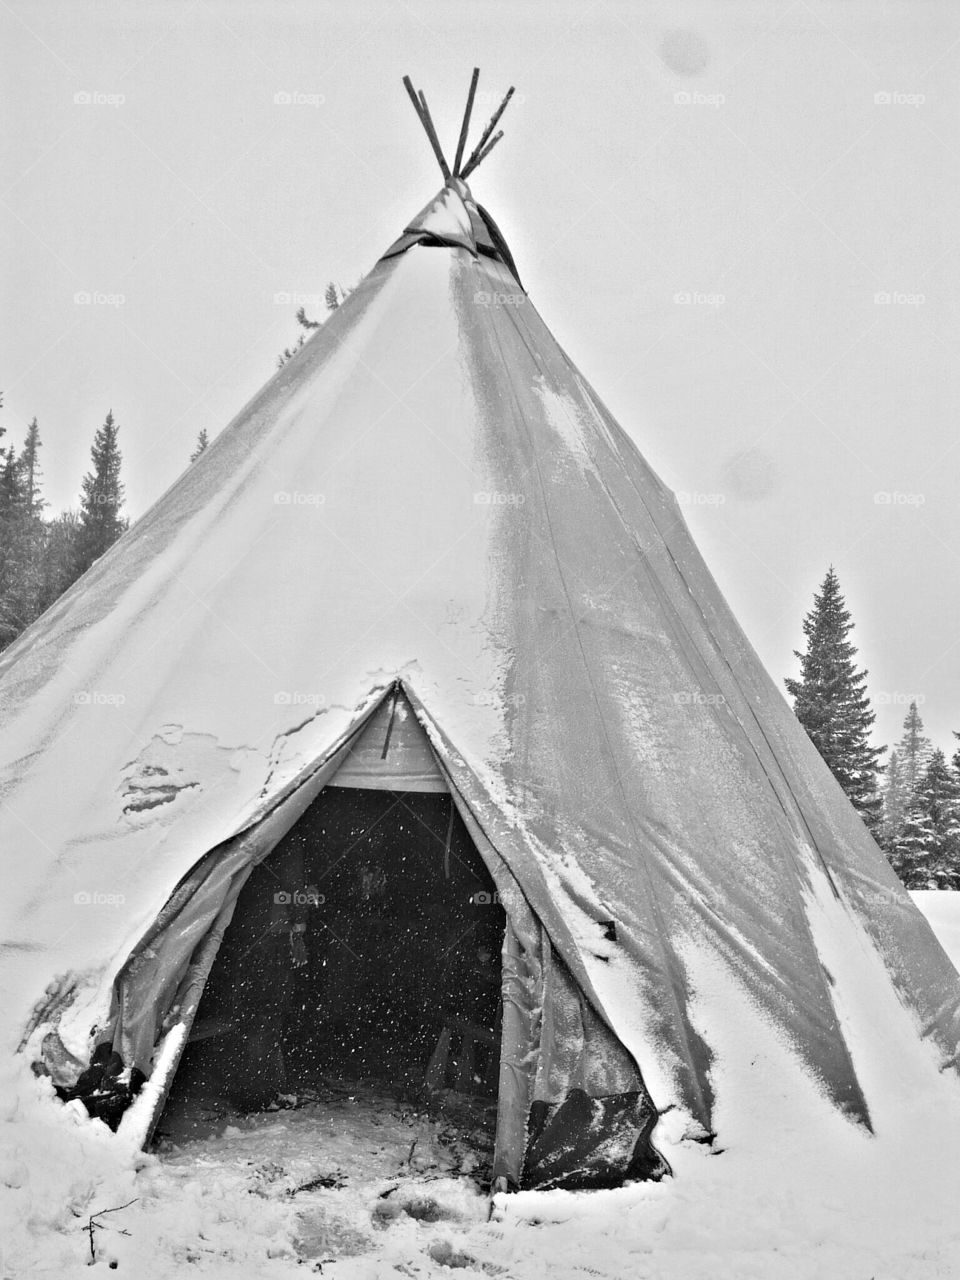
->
[
  {"left": 880, "top": 749, "right": 908, "bottom": 850},
  {"left": 0, "top": 417, "right": 49, "bottom": 649},
  {"left": 20, "top": 417, "right": 42, "bottom": 515},
  {"left": 785, "top": 566, "right": 885, "bottom": 828},
  {"left": 0, "top": 445, "right": 26, "bottom": 648},
  {"left": 893, "top": 701, "right": 933, "bottom": 804},
  {"left": 891, "top": 749, "right": 960, "bottom": 889},
  {"left": 921, "top": 751, "right": 960, "bottom": 888},
  {"left": 38, "top": 510, "right": 82, "bottom": 612},
  {"left": 74, "top": 410, "right": 126, "bottom": 578}
]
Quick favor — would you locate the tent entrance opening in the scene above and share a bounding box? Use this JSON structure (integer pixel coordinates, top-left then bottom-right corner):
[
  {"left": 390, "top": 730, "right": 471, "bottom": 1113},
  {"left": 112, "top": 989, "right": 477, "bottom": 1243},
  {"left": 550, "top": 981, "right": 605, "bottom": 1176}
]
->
[{"left": 158, "top": 785, "right": 504, "bottom": 1124}]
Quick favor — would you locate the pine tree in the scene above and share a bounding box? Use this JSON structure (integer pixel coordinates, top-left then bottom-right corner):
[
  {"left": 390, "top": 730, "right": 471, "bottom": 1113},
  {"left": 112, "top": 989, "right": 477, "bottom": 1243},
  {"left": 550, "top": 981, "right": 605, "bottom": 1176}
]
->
[
  {"left": 39, "top": 510, "right": 82, "bottom": 612},
  {"left": 880, "top": 749, "right": 908, "bottom": 850},
  {"left": 951, "top": 731, "right": 960, "bottom": 782},
  {"left": 0, "top": 445, "right": 19, "bottom": 509},
  {"left": 891, "top": 750, "right": 960, "bottom": 889},
  {"left": 20, "top": 417, "right": 42, "bottom": 514},
  {"left": 75, "top": 411, "right": 126, "bottom": 577},
  {"left": 0, "top": 445, "right": 28, "bottom": 647},
  {"left": 324, "top": 283, "right": 341, "bottom": 312},
  {"left": 190, "top": 428, "right": 209, "bottom": 462},
  {"left": 785, "top": 566, "right": 885, "bottom": 827},
  {"left": 894, "top": 702, "right": 932, "bottom": 800}
]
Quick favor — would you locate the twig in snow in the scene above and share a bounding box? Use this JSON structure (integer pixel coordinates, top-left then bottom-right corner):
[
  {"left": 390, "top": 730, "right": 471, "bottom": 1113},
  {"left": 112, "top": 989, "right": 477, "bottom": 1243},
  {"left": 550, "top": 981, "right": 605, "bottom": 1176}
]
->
[{"left": 82, "top": 1198, "right": 139, "bottom": 1263}]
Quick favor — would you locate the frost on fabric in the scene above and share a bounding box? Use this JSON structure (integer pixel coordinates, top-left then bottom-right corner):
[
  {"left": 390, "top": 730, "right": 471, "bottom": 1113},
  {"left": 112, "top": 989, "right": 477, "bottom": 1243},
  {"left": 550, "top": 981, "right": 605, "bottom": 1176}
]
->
[{"left": 533, "top": 377, "right": 600, "bottom": 476}]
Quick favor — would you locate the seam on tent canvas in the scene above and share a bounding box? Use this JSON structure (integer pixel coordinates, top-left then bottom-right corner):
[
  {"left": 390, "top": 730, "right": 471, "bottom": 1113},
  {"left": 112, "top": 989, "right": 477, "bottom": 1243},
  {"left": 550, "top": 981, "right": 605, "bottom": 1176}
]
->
[{"left": 480, "top": 286, "right": 711, "bottom": 1125}]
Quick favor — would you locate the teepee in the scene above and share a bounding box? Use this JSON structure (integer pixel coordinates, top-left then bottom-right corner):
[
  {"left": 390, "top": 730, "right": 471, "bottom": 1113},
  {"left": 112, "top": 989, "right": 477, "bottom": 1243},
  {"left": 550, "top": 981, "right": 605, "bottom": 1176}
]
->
[{"left": 2, "top": 72, "right": 959, "bottom": 1192}]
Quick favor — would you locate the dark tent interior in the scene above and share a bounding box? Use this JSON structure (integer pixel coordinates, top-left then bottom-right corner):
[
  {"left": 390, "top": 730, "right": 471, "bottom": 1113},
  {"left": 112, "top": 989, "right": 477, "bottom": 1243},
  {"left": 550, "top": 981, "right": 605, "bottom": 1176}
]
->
[{"left": 158, "top": 784, "right": 506, "bottom": 1132}]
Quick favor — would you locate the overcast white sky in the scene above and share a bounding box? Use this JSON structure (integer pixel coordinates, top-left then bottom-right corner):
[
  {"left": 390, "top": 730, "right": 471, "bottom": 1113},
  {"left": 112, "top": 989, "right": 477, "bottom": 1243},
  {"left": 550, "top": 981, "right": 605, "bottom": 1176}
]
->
[{"left": 2, "top": 0, "right": 958, "bottom": 752}]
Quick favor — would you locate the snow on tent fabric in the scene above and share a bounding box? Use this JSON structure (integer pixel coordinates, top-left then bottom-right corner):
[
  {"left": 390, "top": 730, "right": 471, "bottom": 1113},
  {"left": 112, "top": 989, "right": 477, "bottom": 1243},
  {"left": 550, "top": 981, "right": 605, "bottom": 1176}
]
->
[{"left": 2, "top": 108, "right": 960, "bottom": 1193}]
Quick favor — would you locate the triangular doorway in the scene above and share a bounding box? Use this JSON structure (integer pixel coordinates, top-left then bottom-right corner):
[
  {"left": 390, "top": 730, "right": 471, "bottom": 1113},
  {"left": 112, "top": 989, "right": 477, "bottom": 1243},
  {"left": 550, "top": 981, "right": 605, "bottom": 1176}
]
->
[{"left": 158, "top": 692, "right": 504, "bottom": 1152}]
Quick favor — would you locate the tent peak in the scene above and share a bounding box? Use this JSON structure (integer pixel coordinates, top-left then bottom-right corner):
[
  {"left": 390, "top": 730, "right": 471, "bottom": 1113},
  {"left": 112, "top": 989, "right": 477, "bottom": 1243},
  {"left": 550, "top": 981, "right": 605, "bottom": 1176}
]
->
[{"left": 402, "top": 69, "right": 516, "bottom": 181}]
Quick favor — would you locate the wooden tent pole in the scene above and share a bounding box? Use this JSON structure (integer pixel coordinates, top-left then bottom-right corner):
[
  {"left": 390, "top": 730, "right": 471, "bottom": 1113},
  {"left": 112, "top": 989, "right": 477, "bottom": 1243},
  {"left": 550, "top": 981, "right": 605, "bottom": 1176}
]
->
[
  {"left": 402, "top": 71, "right": 513, "bottom": 183},
  {"left": 461, "top": 87, "right": 514, "bottom": 177},
  {"left": 402, "top": 74, "right": 428, "bottom": 129},
  {"left": 461, "top": 130, "right": 504, "bottom": 180},
  {"left": 417, "top": 88, "right": 452, "bottom": 180},
  {"left": 453, "top": 67, "right": 481, "bottom": 177}
]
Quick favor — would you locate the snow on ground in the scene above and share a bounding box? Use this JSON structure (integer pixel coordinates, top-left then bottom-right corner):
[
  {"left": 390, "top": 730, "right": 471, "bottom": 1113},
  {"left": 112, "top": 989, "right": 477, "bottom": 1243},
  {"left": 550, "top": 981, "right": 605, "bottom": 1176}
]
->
[{"left": 2, "top": 893, "right": 960, "bottom": 1279}]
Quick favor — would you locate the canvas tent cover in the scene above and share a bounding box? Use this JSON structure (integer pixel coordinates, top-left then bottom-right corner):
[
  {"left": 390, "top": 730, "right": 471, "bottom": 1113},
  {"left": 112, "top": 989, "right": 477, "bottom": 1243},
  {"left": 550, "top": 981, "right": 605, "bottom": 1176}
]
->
[{"left": 2, "top": 177, "right": 960, "bottom": 1188}]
